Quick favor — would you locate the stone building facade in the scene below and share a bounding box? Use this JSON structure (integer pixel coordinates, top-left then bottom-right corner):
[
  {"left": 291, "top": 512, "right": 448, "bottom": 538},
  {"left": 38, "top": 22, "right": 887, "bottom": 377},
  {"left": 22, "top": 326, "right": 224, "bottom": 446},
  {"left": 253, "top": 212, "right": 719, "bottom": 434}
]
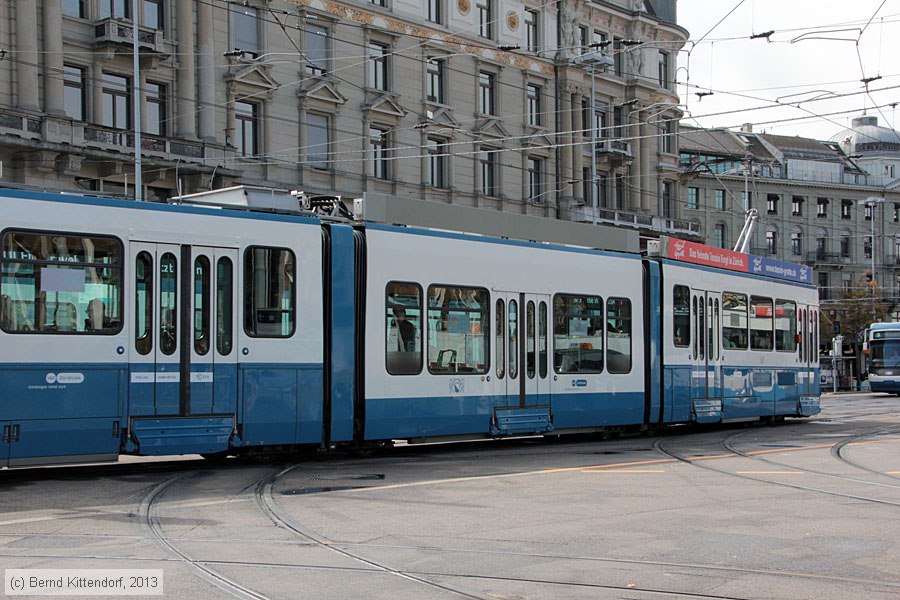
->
[{"left": 0, "top": 0, "right": 687, "bottom": 228}]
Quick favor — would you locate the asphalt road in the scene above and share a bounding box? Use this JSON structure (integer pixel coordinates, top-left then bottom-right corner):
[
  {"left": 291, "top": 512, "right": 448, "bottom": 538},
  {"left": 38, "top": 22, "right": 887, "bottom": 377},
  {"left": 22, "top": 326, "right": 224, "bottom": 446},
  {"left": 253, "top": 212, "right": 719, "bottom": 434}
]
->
[{"left": 1, "top": 393, "right": 899, "bottom": 599}]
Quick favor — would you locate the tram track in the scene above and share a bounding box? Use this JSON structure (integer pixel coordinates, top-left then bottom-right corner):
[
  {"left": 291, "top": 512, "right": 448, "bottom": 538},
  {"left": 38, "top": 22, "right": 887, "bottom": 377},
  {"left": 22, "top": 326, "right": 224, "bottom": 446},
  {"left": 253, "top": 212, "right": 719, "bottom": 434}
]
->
[
  {"left": 653, "top": 427, "right": 900, "bottom": 507},
  {"left": 140, "top": 469, "right": 271, "bottom": 600}
]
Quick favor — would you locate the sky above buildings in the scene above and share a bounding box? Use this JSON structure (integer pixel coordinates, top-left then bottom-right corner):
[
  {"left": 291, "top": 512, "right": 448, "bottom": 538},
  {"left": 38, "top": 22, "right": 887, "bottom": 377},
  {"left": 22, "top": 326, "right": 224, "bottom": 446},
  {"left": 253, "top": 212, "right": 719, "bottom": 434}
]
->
[{"left": 675, "top": 1, "right": 900, "bottom": 141}]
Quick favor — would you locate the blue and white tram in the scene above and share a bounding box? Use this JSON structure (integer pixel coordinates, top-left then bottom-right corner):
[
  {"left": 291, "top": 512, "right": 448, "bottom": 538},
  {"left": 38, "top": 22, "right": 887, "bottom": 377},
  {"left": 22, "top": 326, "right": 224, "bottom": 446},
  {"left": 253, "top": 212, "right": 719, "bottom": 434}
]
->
[
  {"left": 0, "top": 188, "right": 820, "bottom": 467},
  {"left": 865, "top": 323, "right": 900, "bottom": 393}
]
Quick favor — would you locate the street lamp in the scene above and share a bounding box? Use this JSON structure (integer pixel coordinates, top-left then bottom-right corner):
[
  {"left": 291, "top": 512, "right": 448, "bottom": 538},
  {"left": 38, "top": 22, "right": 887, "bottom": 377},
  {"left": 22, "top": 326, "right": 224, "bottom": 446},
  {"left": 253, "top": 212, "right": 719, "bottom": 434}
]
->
[
  {"left": 861, "top": 196, "right": 885, "bottom": 288},
  {"left": 571, "top": 50, "right": 614, "bottom": 225}
]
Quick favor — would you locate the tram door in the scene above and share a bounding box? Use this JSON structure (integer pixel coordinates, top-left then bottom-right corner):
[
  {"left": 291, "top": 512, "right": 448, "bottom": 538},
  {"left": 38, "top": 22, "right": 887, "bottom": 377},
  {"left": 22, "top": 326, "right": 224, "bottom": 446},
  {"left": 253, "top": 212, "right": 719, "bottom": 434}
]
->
[
  {"left": 798, "top": 306, "right": 816, "bottom": 396},
  {"left": 496, "top": 293, "right": 551, "bottom": 408},
  {"left": 188, "top": 247, "right": 239, "bottom": 415},
  {"left": 128, "top": 243, "right": 238, "bottom": 417},
  {"left": 690, "top": 289, "right": 720, "bottom": 402}
]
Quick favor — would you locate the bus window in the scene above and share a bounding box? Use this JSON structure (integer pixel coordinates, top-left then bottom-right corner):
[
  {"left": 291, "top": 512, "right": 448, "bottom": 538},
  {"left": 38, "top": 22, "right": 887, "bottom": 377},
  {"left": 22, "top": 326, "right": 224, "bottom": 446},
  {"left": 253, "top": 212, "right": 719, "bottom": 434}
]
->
[
  {"left": 673, "top": 285, "right": 690, "bottom": 347},
  {"left": 775, "top": 300, "right": 797, "bottom": 352},
  {"left": 216, "top": 257, "right": 233, "bottom": 356},
  {"left": 750, "top": 296, "right": 774, "bottom": 351},
  {"left": 553, "top": 294, "right": 603, "bottom": 374},
  {"left": 722, "top": 292, "right": 748, "bottom": 349},
  {"left": 607, "top": 297, "right": 631, "bottom": 373},
  {"left": 0, "top": 231, "right": 122, "bottom": 335},
  {"left": 135, "top": 251, "right": 153, "bottom": 355},
  {"left": 386, "top": 281, "right": 422, "bottom": 376},
  {"left": 427, "top": 285, "right": 489, "bottom": 374},
  {"left": 194, "top": 256, "right": 211, "bottom": 356},
  {"left": 496, "top": 299, "right": 505, "bottom": 379},
  {"left": 244, "top": 246, "right": 295, "bottom": 338}
]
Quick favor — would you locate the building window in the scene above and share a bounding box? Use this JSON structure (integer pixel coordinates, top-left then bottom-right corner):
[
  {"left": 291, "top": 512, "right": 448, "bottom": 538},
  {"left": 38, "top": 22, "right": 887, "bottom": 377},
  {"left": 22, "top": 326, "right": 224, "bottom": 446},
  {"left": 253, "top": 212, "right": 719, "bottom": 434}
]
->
[
  {"left": 663, "top": 181, "right": 674, "bottom": 218},
  {"left": 714, "top": 223, "right": 726, "bottom": 249},
  {"left": 613, "top": 38, "right": 623, "bottom": 76},
  {"left": 304, "top": 24, "right": 329, "bottom": 75},
  {"left": 817, "top": 197, "right": 828, "bottom": 218},
  {"left": 791, "top": 231, "right": 802, "bottom": 256},
  {"left": 525, "top": 9, "right": 539, "bottom": 52},
  {"left": 792, "top": 196, "right": 804, "bottom": 216},
  {"left": 865, "top": 203, "right": 873, "bottom": 221},
  {"left": 426, "top": 137, "right": 447, "bottom": 188},
  {"left": 579, "top": 26, "right": 589, "bottom": 54},
  {"left": 528, "top": 157, "right": 543, "bottom": 202},
  {"left": 230, "top": 5, "right": 259, "bottom": 58},
  {"left": 427, "top": 0, "right": 442, "bottom": 23},
  {"left": 100, "top": 0, "right": 129, "bottom": 19},
  {"left": 864, "top": 235, "right": 873, "bottom": 259},
  {"left": 369, "top": 0, "right": 386, "bottom": 7},
  {"left": 479, "top": 148, "right": 497, "bottom": 196},
  {"left": 767, "top": 194, "right": 778, "bottom": 215},
  {"left": 235, "top": 101, "right": 259, "bottom": 157},
  {"left": 306, "top": 113, "right": 330, "bottom": 169},
  {"left": 815, "top": 236, "right": 826, "bottom": 260},
  {"left": 841, "top": 199, "right": 852, "bottom": 219},
  {"left": 369, "top": 127, "right": 390, "bottom": 179},
  {"left": 714, "top": 189, "right": 725, "bottom": 210},
  {"left": 615, "top": 175, "right": 626, "bottom": 210},
  {"left": 478, "top": 72, "right": 495, "bottom": 115},
  {"left": 658, "top": 51, "right": 669, "bottom": 88},
  {"left": 101, "top": 73, "right": 130, "bottom": 129},
  {"left": 660, "top": 120, "right": 673, "bottom": 153},
  {"left": 426, "top": 58, "right": 444, "bottom": 103},
  {"left": 367, "top": 42, "right": 389, "bottom": 91},
  {"left": 766, "top": 229, "right": 778, "bottom": 255},
  {"left": 840, "top": 233, "right": 850, "bottom": 258},
  {"left": 63, "top": 0, "right": 87, "bottom": 18},
  {"left": 145, "top": 82, "right": 166, "bottom": 136},
  {"left": 63, "top": 65, "right": 86, "bottom": 121},
  {"left": 477, "top": 0, "right": 493, "bottom": 38},
  {"left": 526, "top": 84, "right": 541, "bottom": 127},
  {"left": 142, "top": 0, "right": 163, "bottom": 29},
  {"left": 687, "top": 187, "right": 699, "bottom": 209},
  {"left": 894, "top": 203, "right": 900, "bottom": 222}
]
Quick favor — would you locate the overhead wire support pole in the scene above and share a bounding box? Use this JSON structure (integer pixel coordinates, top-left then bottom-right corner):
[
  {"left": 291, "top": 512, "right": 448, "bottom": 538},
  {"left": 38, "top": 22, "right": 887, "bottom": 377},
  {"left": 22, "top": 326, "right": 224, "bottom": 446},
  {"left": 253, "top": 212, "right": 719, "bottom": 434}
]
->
[{"left": 132, "top": 0, "right": 143, "bottom": 201}]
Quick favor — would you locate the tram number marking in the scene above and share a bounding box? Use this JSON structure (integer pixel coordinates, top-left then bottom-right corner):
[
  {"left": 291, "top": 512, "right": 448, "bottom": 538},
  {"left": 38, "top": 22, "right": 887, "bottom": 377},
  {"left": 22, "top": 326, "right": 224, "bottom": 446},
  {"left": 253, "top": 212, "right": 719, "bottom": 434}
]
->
[{"left": 190, "top": 372, "right": 214, "bottom": 383}]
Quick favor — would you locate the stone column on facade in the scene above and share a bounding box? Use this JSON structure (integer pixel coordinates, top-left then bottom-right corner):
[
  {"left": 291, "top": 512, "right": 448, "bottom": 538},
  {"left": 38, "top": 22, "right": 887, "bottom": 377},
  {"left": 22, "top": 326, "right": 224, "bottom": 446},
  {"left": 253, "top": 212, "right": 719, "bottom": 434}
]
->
[
  {"left": 42, "top": 1, "right": 65, "bottom": 115},
  {"left": 571, "top": 91, "right": 584, "bottom": 205},
  {"left": 16, "top": 1, "right": 40, "bottom": 112},
  {"left": 558, "top": 84, "right": 574, "bottom": 207},
  {"left": 92, "top": 66, "right": 105, "bottom": 125},
  {"left": 630, "top": 112, "right": 642, "bottom": 212},
  {"left": 176, "top": 0, "right": 197, "bottom": 138},
  {"left": 640, "top": 119, "right": 652, "bottom": 211},
  {"left": 197, "top": 0, "right": 216, "bottom": 141}
]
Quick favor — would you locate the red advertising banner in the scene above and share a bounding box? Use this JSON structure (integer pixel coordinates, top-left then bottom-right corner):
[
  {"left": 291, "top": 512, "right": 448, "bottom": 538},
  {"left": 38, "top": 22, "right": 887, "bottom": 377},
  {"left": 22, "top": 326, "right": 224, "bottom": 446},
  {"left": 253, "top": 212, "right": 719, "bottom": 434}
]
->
[{"left": 666, "top": 238, "right": 749, "bottom": 272}]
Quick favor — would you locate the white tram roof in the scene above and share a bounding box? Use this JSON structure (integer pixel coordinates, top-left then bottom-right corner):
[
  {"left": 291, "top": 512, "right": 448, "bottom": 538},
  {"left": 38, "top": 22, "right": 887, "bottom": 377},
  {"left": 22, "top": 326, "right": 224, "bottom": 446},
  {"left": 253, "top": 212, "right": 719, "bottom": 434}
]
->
[{"left": 173, "top": 187, "right": 639, "bottom": 254}]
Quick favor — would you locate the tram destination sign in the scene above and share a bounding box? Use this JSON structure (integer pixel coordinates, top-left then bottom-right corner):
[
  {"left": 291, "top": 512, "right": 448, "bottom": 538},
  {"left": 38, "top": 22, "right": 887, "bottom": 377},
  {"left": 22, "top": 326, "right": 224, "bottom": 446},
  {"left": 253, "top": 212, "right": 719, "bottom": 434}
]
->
[{"left": 659, "top": 237, "right": 812, "bottom": 284}]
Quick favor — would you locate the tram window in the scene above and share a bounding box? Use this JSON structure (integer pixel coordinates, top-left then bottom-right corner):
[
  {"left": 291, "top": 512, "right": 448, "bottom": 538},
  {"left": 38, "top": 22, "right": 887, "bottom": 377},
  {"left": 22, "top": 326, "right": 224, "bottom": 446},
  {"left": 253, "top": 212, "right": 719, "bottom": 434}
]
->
[
  {"left": 159, "top": 252, "right": 177, "bottom": 356},
  {"left": 673, "top": 285, "right": 690, "bottom": 347},
  {"left": 216, "top": 257, "right": 233, "bottom": 356},
  {"left": 194, "top": 256, "right": 211, "bottom": 356},
  {"left": 692, "top": 296, "right": 698, "bottom": 356},
  {"left": 509, "top": 299, "right": 518, "bottom": 379},
  {"left": 386, "top": 281, "right": 422, "bottom": 376},
  {"left": 553, "top": 294, "right": 603, "bottom": 374},
  {"left": 798, "top": 308, "right": 805, "bottom": 361},
  {"left": 607, "top": 297, "right": 632, "bottom": 373},
  {"left": 539, "top": 301, "right": 548, "bottom": 378},
  {"left": 0, "top": 231, "right": 123, "bottom": 335},
  {"left": 698, "top": 298, "right": 705, "bottom": 359},
  {"left": 714, "top": 298, "right": 720, "bottom": 360},
  {"left": 244, "top": 246, "right": 295, "bottom": 338},
  {"left": 495, "top": 299, "right": 505, "bottom": 379},
  {"left": 722, "top": 292, "right": 748, "bottom": 349},
  {"left": 813, "top": 311, "right": 819, "bottom": 364},
  {"left": 750, "top": 296, "right": 774, "bottom": 351},
  {"left": 135, "top": 251, "right": 153, "bottom": 355},
  {"left": 775, "top": 300, "right": 797, "bottom": 352},
  {"left": 427, "top": 285, "right": 489, "bottom": 374},
  {"left": 526, "top": 301, "right": 536, "bottom": 379}
]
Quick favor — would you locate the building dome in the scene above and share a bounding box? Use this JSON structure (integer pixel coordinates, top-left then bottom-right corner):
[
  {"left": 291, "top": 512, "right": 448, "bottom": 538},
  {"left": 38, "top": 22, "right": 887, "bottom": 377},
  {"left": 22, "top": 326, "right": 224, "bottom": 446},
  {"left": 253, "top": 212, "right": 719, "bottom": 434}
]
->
[{"left": 830, "top": 116, "right": 900, "bottom": 155}]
